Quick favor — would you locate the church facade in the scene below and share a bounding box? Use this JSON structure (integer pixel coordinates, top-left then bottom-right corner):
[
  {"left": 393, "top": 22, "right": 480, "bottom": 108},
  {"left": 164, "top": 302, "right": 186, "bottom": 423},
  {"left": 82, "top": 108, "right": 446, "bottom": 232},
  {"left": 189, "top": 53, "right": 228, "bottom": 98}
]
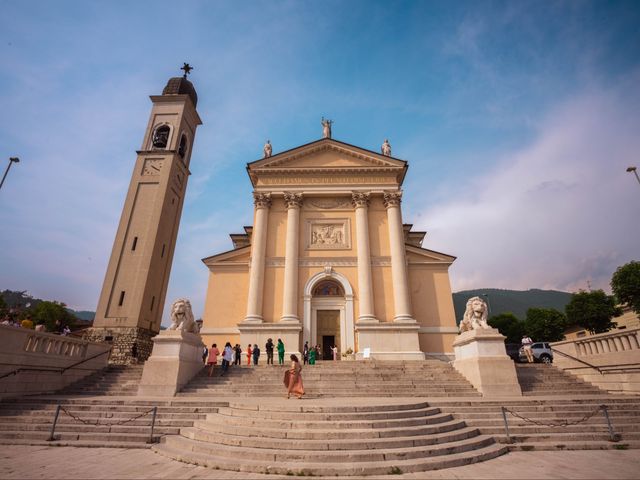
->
[{"left": 201, "top": 138, "right": 459, "bottom": 359}]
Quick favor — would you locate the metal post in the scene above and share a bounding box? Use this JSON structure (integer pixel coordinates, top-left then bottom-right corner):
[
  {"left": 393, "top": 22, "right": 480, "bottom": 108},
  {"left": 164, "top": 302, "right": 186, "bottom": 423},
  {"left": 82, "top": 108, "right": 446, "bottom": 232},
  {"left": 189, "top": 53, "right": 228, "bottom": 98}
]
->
[
  {"left": 0, "top": 157, "right": 20, "bottom": 190},
  {"left": 501, "top": 407, "right": 512, "bottom": 444},
  {"left": 148, "top": 406, "right": 157, "bottom": 443},
  {"left": 600, "top": 405, "right": 619, "bottom": 442},
  {"left": 47, "top": 404, "right": 61, "bottom": 441}
]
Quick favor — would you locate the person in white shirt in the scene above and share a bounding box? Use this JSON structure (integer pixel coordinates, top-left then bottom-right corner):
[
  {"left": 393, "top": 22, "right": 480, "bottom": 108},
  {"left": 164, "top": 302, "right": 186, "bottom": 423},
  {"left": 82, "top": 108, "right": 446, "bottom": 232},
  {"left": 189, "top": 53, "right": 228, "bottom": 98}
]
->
[
  {"left": 521, "top": 335, "right": 534, "bottom": 363},
  {"left": 221, "top": 342, "right": 233, "bottom": 376}
]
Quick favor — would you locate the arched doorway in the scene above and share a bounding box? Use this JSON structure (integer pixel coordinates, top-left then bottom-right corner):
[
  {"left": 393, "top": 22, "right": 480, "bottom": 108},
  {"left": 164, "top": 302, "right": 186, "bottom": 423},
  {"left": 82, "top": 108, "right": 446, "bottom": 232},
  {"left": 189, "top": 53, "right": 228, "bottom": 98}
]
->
[{"left": 303, "top": 268, "right": 355, "bottom": 359}]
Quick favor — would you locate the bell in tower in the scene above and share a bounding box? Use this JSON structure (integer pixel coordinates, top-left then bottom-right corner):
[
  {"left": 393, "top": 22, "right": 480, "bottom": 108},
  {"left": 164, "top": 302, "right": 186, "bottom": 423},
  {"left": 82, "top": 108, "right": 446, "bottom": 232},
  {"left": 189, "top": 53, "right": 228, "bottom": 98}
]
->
[{"left": 85, "top": 65, "right": 203, "bottom": 364}]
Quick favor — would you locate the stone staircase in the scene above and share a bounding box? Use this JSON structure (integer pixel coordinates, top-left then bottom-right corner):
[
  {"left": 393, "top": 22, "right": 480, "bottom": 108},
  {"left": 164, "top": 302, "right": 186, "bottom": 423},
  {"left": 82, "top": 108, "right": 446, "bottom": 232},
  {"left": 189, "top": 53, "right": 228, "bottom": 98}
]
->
[
  {"left": 515, "top": 363, "right": 606, "bottom": 396},
  {"left": 179, "top": 360, "right": 481, "bottom": 397},
  {"left": 58, "top": 364, "right": 144, "bottom": 396},
  {"left": 0, "top": 397, "right": 225, "bottom": 447},
  {"left": 152, "top": 400, "right": 507, "bottom": 476},
  {"left": 430, "top": 396, "right": 640, "bottom": 451}
]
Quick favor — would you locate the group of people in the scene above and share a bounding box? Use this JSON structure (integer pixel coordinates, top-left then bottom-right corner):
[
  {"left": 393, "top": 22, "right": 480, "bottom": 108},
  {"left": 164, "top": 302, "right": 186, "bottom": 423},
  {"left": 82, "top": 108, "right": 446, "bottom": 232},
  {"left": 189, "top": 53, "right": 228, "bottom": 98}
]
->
[{"left": 203, "top": 339, "right": 305, "bottom": 399}]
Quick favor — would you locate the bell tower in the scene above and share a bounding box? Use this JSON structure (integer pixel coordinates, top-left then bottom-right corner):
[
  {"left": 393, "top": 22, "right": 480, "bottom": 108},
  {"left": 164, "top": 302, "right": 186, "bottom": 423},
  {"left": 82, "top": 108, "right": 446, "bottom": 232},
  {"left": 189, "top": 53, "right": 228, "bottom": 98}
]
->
[{"left": 87, "top": 65, "right": 202, "bottom": 364}]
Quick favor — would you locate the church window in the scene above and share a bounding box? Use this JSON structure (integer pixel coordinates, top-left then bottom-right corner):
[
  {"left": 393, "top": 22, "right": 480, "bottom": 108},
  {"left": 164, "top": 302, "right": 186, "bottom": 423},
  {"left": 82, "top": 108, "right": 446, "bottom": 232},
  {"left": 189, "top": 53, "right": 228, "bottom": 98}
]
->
[
  {"left": 178, "top": 133, "right": 189, "bottom": 159},
  {"left": 152, "top": 125, "right": 170, "bottom": 149},
  {"left": 312, "top": 280, "right": 344, "bottom": 296},
  {"left": 150, "top": 296, "right": 155, "bottom": 311},
  {"left": 132, "top": 236, "right": 138, "bottom": 251},
  {"left": 118, "top": 291, "right": 125, "bottom": 306},
  {"left": 161, "top": 244, "right": 166, "bottom": 258}
]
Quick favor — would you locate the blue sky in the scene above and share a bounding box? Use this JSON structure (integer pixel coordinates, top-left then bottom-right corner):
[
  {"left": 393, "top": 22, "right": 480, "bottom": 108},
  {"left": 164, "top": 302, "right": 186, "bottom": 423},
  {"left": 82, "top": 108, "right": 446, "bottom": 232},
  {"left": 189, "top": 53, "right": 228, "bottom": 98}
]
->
[{"left": 1, "top": 1, "right": 639, "bottom": 325}]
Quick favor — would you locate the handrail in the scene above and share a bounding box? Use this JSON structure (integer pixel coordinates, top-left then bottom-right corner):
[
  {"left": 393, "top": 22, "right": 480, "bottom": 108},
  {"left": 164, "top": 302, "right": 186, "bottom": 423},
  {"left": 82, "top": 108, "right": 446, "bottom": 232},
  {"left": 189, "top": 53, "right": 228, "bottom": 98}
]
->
[
  {"left": 551, "top": 347, "right": 640, "bottom": 375},
  {"left": 0, "top": 348, "right": 112, "bottom": 380},
  {"left": 550, "top": 347, "right": 604, "bottom": 374}
]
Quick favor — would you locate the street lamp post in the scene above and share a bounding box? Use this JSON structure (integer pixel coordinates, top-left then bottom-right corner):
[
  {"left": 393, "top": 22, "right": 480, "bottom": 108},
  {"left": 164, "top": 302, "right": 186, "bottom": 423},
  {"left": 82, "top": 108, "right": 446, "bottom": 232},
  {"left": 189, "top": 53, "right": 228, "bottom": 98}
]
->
[
  {"left": 627, "top": 166, "right": 640, "bottom": 186},
  {"left": 0, "top": 157, "right": 20, "bottom": 190}
]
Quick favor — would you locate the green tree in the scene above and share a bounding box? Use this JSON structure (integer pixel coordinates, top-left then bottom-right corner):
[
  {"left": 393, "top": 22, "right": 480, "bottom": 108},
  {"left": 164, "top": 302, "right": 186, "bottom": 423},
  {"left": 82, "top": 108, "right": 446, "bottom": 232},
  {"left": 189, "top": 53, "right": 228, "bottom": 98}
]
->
[
  {"left": 488, "top": 312, "right": 524, "bottom": 343},
  {"left": 611, "top": 261, "right": 640, "bottom": 315},
  {"left": 31, "top": 301, "right": 76, "bottom": 332},
  {"left": 565, "top": 290, "right": 621, "bottom": 334},
  {"left": 0, "top": 294, "right": 8, "bottom": 319},
  {"left": 524, "top": 308, "right": 566, "bottom": 342}
]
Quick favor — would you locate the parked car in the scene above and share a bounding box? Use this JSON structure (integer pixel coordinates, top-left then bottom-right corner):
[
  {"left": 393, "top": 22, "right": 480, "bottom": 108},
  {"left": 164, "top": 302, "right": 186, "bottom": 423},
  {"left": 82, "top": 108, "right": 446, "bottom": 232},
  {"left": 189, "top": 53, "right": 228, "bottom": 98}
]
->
[{"left": 519, "top": 342, "right": 554, "bottom": 364}]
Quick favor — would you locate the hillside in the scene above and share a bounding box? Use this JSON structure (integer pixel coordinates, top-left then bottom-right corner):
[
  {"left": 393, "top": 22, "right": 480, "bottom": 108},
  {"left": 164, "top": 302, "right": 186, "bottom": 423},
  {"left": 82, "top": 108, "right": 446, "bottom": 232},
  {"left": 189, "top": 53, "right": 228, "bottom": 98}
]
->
[
  {"left": 453, "top": 288, "right": 572, "bottom": 322},
  {"left": 0, "top": 289, "right": 94, "bottom": 324}
]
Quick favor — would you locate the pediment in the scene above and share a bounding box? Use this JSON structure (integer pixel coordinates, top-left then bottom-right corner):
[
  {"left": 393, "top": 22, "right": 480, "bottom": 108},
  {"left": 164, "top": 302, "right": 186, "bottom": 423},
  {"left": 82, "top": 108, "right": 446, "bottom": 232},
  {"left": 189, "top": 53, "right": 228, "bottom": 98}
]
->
[
  {"left": 202, "top": 246, "right": 250, "bottom": 269},
  {"left": 248, "top": 139, "right": 407, "bottom": 187},
  {"left": 406, "top": 245, "right": 456, "bottom": 264}
]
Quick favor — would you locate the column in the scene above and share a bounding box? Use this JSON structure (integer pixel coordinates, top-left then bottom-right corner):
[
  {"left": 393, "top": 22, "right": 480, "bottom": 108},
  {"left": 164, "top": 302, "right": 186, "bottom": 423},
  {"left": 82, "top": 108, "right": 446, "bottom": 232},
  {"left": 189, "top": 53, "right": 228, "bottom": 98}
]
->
[
  {"left": 281, "top": 192, "right": 303, "bottom": 323},
  {"left": 352, "top": 192, "right": 376, "bottom": 322},
  {"left": 243, "top": 192, "right": 271, "bottom": 323},
  {"left": 384, "top": 191, "right": 415, "bottom": 323}
]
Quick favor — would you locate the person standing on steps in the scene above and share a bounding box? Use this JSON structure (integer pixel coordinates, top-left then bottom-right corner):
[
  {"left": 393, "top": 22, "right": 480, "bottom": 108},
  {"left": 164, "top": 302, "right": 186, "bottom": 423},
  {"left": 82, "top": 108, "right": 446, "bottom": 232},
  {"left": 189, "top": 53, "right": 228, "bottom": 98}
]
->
[
  {"left": 277, "top": 338, "right": 285, "bottom": 365},
  {"left": 252, "top": 344, "right": 261, "bottom": 365},
  {"left": 331, "top": 345, "right": 338, "bottom": 361},
  {"left": 521, "top": 334, "right": 534, "bottom": 363},
  {"left": 234, "top": 344, "right": 242, "bottom": 366},
  {"left": 207, "top": 343, "right": 220, "bottom": 377},
  {"left": 221, "top": 342, "right": 233, "bottom": 376},
  {"left": 309, "top": 345, "right": 316, "bottom": 365},
  {"left": 283, "top": 354, "right": 305, "bottom": 399},
  {"left": 246, "top": 344, "right": 252, "bottom": 366},
  {"left": 202, "top": 345, "right": 208, "bottom": 365},
  {"left": 303, "top": 341, "right": 309, "bottom": 365},
  {"left": 265, "top": 338, "right": 275, "bottom": 365}
]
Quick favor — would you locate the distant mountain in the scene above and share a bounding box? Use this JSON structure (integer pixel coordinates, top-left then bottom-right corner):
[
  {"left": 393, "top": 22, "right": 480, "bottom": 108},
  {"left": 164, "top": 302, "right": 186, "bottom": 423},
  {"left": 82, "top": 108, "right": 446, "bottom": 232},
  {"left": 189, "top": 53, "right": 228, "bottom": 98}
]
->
[
  {"left": 70, "top": 310, "right": 95, "bottom": 321},
  {"left": 452, "top": 288, "right": 572, "bottom": 322}
]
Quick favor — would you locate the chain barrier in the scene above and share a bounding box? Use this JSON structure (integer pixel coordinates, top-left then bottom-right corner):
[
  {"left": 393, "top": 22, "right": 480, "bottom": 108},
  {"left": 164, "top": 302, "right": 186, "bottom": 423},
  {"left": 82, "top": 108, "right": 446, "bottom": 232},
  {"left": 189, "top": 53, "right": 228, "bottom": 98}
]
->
[
  {"left": 59, "top": 405, "right": 155, "bottom": 426},
  {"left": 47, "top": 404, "right": 159, "bottom": 443},
  {"left": 502, "top": 405, "right": 602, "bottom": 428},
  {"left": 500, "top": 404, "right": 620, "bottom": 443}
]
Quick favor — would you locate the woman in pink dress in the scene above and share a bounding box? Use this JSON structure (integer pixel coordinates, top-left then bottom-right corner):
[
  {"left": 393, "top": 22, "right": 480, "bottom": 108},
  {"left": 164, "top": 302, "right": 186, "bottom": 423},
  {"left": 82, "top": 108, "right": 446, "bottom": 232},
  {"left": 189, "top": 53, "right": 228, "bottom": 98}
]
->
[{"left": 283, "top": 354, "right": 305, "bottom": 399}]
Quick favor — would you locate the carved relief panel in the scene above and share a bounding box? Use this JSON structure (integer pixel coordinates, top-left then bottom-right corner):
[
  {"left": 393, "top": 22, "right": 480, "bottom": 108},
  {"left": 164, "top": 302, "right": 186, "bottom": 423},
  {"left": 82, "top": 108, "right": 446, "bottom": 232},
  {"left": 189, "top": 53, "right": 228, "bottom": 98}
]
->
[{"left": 306, "top": 218, "right": 351, "bottom": 250}]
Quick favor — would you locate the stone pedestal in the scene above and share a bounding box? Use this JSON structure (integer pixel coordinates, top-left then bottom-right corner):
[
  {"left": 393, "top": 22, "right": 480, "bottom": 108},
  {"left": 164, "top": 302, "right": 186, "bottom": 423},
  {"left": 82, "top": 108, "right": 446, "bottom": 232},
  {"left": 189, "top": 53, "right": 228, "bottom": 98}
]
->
[
  {"left": 356, "top": 322, "right": 425, "bottom": 360},
  {"left": 452, "top": 328, "right": 522, "bottom": 397},
  {"left": 138, "top": 330, "right": 205, "bottom": 396}
]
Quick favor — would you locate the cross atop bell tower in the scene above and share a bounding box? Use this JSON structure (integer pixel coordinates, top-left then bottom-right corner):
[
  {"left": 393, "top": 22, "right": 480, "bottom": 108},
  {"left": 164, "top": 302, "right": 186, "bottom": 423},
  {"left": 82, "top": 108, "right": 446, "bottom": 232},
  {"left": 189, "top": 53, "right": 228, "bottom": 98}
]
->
[{"left": 87, "top": 67, "right": 203, "bottom": 364}]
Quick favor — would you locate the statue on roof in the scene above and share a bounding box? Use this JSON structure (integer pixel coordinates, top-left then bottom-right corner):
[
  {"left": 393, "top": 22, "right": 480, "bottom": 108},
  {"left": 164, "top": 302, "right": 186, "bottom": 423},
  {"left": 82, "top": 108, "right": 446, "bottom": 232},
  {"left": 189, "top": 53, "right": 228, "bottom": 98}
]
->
[
  {"left": 321, "top": 117, "right": 333, "bottom": 139},
  {"left": 263, "top": 140, "right": 272, "bottom": 158},
  {"left": 381, "top": 139, "right": 391, "bottom": 157}
]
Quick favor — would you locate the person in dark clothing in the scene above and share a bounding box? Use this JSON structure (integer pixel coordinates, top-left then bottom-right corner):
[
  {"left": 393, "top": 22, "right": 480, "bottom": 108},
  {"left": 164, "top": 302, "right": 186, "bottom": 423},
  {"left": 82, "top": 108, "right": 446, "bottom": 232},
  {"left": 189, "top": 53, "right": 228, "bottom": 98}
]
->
[
  {"left": 303, "top": 341, "right": 309, "bottom": 365},
  {"left": 234, "top": 344, "right": 242, "bottom": 365},
  {"left": 265, "top": 338, "right": 274, "bottom": 365},
  {"left": 252, "top": 344, "right": 261, "bottom": 365}
]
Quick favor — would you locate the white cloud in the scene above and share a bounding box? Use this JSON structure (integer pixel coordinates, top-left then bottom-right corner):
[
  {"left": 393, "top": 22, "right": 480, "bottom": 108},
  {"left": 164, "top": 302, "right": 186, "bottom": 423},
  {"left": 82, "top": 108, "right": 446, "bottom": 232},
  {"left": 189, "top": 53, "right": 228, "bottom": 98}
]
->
[{"left": 416, "top": 76, "right": 640, "bottom": 294}]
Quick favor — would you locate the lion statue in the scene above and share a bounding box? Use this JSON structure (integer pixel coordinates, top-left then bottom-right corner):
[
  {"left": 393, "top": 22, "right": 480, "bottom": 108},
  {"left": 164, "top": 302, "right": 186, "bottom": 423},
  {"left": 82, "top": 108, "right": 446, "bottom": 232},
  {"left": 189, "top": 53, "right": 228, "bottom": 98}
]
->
[
  {"left": 168, "top": 298, "right": 198, "bottom": 333},
  {"left": 458, "top": 296, "right": 490, "bottom": 333}
]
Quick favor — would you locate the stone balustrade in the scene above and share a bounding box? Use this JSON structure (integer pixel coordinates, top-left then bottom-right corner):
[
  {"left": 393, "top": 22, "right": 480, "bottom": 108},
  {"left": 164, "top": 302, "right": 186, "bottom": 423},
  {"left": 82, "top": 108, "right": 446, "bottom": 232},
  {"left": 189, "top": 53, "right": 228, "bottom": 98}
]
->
[
  {"left": 0, "top": 325, "right": 111, "bottom": 400},
  {"left": 552, "top": 328, "right": 640, "bottom": 394},
  {"left": 573, "top": 329, "right": 639, "bottom": 356}
]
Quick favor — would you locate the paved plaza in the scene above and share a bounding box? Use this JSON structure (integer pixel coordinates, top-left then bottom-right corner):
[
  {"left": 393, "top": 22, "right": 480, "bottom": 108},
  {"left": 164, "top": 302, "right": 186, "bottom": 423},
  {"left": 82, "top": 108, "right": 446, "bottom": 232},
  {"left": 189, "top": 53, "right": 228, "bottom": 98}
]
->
[{"left": 1, "top": 446, "right": 639, "bottom": 479}]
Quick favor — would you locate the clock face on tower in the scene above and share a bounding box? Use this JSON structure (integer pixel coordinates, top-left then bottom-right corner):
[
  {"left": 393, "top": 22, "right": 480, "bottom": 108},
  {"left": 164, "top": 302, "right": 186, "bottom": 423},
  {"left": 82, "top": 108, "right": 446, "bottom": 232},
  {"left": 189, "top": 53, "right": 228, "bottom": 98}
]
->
[{"left": 142, "top": 159, "right": 164, "bottom": 176}]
